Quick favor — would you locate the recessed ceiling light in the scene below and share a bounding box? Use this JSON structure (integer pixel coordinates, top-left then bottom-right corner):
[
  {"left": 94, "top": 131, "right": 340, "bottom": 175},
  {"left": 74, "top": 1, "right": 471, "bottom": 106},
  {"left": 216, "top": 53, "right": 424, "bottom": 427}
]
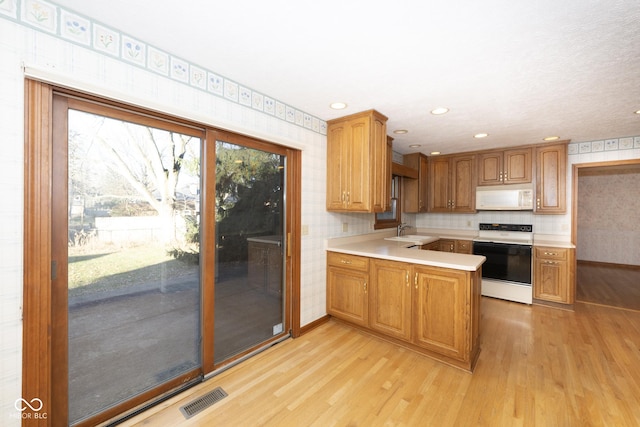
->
[
  {"left": 430, "top": 151, "right": 441, "bottom": 155},
  {"left": 474, "top": 133, "right": 488, "bottom": 139},
  {"left": 409, "top": 144, "right": 421, "bottom": 148},
  {"left": 431, "top": 107, "right": 449, "bottom": 115},
  {"left": 543, "top": 136, "right": 560, "bottom": 141},
  {"left": 394, "top": 129, "right": 409, "bottom": 134},
  {"left": 634, "top": 110, "right": 640, "bottom": 115},
  {"left": 330, "top": 102, "right": 347, "bottom": 110}
]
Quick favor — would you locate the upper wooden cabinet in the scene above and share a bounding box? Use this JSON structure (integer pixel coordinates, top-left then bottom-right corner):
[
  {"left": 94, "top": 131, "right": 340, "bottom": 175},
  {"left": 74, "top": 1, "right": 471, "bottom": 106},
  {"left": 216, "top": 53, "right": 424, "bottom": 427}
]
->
[
  {"left": 535, "top": 143, "right": 567, "bottom": 214},
  {"left": 477, "top": 148, "right": 532, "bottom": 186},
  {"left": 428, "top": 154, "right": 476, "bottom": 213},
  {"left": 326, "top": 110, "right": 389, "bottom": 212},
  {"left": 403, "top": 152, "right": 429, "bottom": 213}
]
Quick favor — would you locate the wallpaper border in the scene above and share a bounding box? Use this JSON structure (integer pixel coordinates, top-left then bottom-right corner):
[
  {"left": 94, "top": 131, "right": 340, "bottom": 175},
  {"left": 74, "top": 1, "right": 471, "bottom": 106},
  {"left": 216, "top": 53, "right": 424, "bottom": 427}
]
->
[{"left": 0, "top": 0, "right": 327, "bottom": 135}]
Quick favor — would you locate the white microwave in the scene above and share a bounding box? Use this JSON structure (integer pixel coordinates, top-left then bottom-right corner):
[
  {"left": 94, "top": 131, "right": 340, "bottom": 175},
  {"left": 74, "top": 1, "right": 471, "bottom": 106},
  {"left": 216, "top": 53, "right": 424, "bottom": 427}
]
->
[{"left": 476, "top": 184, "right": 534, "bottom": 211}]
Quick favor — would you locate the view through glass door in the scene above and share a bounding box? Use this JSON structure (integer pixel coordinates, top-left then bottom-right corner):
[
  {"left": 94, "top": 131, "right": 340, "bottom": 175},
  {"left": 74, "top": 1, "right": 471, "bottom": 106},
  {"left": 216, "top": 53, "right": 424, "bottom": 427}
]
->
[
  {"left": 213, "top": 139, "right": 287, "bottom": 364},
  {"left": 63, "top": 105, "right": 203, "bottom": 424}
]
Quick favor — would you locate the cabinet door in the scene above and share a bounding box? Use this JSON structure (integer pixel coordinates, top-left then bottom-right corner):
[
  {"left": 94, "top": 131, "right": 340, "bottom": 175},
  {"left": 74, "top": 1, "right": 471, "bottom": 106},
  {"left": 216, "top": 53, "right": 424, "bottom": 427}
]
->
[
  {"left": 503, "top": 148, "right": 532, "bottom": 184},
  {"left": 534, "top": 258, "right": 568, "bottom": 302},
  {"left": 369, "top": 115, "right": 388, "bottom": 212},
  {"left": 477, "top": 151, "right": 503, "bottom": 186},
  {"left": 418, "top": 154, "right": 429, "bottom": 212},
  {"left": 535, "top": 144, "right": 566, "bottom": 214},
  {"left": 346, "top": 117, "right": 370, "bottom": 211},
  {"left": 413, "top": 266, "right": 468, "bottom": 360},
  {"left": 326, "top": 124, "right": 347, "bottom": 210},
  {"left": 369, "top": 260, "right": 412, "bottom": 340},
  {"left": 455, "top": 240, "right": 472, "bottom": 254},
  {"left": 428, "top": 157, "right": 451, "bottom": 212},
  {"left": 451, "top": 155, "right": 476, "bottom": 213},
  {"left": 403, "top": 153, "right": 428, "bottom": 213},
  {"left": 439, "top": 239, "right": 455, "bottom": 253},
  {"left": 327, "top": 266, "right": 368, "bottom": 326}
]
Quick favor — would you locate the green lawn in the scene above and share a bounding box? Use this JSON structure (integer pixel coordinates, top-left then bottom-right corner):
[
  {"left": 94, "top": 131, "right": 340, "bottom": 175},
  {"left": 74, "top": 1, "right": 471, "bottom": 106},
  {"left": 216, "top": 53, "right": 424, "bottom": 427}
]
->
[{"left": 68, "top": 245, "right": 197, "bottom": 296}]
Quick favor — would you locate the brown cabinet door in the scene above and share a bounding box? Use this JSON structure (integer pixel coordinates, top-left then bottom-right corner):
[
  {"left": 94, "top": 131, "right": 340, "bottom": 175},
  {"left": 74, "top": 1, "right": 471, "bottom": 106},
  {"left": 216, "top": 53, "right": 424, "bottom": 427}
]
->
[
  {"left": 477, "top": 151, "right": 503, "bottom": 186},
  {"left": 326, "top": 124, "right": 347, "bottom": 210},
  {"left": 503, "top": 148, "right": 532, "bottom": 184},
  {"left": 413, "top": 266, "right": 468, "bottom": 361},
  {"left": 346, "top": 117, "right": 370, "bottom": 211},
  {"left": 418, "top": 154, "right": 429, "bottom": 212},
  {"left": 369, "top": 260, "right": 412, "bottom": 340},
  {"left": 439, "top": 239, "right": 456, "bottom": 252},
  {"left": 327, "top": 266, "right": 369, "bottom": 326},
  {"left": 535, "top": 143, "right": 567, "bottom": 214},
  {"left": 450, "top": 155, "right": 476, "bottom": 213},
  {"left": 534, "top": 258, "right": 568, "bottom": 302},
  {"left": 403, "top": 153, "right": 429, "bottom": 213},
  {"left": 428, "top": 157, "right": 451, "bottom": 212},
  {"left": 455, "top": 240, "right": 472, "bottom": 254}
]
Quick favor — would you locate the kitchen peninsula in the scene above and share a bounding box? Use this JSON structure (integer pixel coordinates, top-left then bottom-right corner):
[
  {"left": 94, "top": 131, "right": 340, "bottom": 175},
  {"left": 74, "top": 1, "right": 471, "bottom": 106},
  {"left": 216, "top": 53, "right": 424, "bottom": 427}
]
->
[{"left": 326, "top": 233, "right": 485, "bottom": 372}]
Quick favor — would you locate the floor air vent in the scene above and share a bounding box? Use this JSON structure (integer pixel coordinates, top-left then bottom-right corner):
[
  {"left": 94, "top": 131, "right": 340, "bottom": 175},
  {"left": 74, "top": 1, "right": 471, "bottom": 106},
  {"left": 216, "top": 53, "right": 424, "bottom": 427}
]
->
[{"left": 180, "top": 387, "right": 228, "bottom": 419}]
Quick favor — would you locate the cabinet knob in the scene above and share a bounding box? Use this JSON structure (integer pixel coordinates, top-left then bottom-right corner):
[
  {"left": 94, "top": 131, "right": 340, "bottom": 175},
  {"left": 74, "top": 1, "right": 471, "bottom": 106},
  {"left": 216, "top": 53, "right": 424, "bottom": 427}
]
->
[
  {"left": 363, "top": 281, "right": 367, "bottom": 293},
  {"left": 340, "top": 259, "right": 352, "bottom": 264},
  {"left": 544, "top": 252, "right": 558, "bottom": 256}
]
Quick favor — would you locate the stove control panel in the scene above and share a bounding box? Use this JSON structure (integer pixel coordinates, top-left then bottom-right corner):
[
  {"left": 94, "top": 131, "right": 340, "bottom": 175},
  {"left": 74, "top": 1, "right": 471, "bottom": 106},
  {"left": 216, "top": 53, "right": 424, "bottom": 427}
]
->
[{"left": 478, "top": 223, "right": 532, "bottom": 232}]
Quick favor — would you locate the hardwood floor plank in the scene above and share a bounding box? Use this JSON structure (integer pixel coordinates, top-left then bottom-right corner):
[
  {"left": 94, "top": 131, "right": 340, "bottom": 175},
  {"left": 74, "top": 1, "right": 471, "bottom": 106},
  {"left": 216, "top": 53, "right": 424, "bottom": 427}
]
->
[{"left": 119, "top": 297, "right": 640, "bottom": 426}]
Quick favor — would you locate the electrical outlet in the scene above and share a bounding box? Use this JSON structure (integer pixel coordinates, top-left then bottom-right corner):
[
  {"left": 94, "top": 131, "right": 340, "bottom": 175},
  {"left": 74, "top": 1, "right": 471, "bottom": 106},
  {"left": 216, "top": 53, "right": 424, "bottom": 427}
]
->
[
  {"left": 302, "top": 224, "right": 309, "bottom": 235},
  {"left": 342, "top": 222, "right": 349, "bottom": 232},
  {"left": 467, "top": 220, "right": 472, "bottom": 227}
]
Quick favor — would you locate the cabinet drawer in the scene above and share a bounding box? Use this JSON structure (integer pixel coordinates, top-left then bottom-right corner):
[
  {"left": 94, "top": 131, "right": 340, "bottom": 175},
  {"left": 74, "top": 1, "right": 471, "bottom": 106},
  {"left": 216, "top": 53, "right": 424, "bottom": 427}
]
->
[
  {"left": 327, "top": 252, "right": 369, "bottom": 271},
  {"left": 535, "top": 247, "right": 567, "bottom": 260}
]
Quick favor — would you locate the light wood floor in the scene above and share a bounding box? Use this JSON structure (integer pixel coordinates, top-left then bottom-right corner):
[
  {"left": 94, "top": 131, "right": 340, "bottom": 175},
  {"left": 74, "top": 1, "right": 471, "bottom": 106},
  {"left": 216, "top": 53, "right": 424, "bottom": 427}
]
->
[
  {"left": 120, "top": 297, "right": 640, "bottom": 426},
  {"left": 576, "top": 261, "right": 640, "bottom": 311}
]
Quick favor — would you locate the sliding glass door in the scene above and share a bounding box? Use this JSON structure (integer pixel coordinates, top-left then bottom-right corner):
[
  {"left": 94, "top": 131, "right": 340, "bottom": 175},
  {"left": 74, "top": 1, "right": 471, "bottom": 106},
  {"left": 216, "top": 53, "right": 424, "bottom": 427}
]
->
[
  {"left": 55, "top": 98, "right": 205, "bottom": 425},
  {"left": 40, "top": 86, "right": 297, "bottom": 426},
  {"left": 213, "top": 137, "right": 288, "bottom": 364}
]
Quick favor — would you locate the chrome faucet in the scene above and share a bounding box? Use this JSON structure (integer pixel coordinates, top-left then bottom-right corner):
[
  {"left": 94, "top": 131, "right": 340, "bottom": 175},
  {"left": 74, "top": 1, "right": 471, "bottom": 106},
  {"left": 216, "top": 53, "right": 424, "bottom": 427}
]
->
[{"left": 397, "top": 223, "right": 410, "bottom": 237}]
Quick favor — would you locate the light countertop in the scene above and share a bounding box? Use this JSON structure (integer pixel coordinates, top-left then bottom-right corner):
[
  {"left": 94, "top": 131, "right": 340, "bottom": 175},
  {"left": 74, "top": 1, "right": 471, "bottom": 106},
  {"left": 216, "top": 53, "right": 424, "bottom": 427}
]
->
[{"left": 326, "top": 236, "right": 486, "bottom": 272}]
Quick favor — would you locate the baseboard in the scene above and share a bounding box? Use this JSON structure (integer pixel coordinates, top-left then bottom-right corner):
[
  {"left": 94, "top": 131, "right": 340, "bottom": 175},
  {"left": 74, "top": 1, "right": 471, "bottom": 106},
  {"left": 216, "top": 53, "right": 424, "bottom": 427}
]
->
[
  {"left": 577, "top": 260, "right": 640, "bottom": 271},
  {"left": 298, "top": 315, "right": 331, "bottom": 335}
]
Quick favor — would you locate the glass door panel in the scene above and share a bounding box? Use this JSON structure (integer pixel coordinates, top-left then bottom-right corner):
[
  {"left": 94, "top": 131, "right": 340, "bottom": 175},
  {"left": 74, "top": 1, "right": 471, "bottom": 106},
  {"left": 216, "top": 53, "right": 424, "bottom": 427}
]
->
[
  {"left": 214, "top": 140, "right": 286, "bottom": 363},
  {"left": 67, "top": 109, "right": 202, "bottom": 423}
]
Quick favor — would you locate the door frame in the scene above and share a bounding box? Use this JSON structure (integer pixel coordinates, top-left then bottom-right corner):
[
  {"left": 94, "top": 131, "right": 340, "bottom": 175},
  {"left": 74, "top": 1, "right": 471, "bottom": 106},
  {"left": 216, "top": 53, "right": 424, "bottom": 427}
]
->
[
  {"left": 22, "top": 79, "right": 301, "bottom": 426},
  {"left": 571, "top": 158, "right": 640, "bottom": 302}
]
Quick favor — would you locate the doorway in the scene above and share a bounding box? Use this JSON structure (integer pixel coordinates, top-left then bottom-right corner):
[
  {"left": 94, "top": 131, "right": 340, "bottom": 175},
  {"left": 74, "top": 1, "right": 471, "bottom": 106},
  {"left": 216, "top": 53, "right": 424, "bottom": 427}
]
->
[
  {"left": 23, "top": 80, "right": 301, "bottom": 426},
  {"left": 572, "top": 159, "right": 640, "bottom": 311}
]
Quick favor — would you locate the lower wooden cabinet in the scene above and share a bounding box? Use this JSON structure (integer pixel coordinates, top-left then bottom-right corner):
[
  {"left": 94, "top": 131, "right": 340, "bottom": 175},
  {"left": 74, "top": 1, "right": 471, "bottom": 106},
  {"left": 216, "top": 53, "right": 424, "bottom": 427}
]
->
[
  {"left": 533, "top": 246, "right": 575, "bottom": 304},
  {"left": 327, "top": 252, "right": 369, "bottom": 326},
  {"left": 327, "top": 252, "right": 481, "bottom": 371}
]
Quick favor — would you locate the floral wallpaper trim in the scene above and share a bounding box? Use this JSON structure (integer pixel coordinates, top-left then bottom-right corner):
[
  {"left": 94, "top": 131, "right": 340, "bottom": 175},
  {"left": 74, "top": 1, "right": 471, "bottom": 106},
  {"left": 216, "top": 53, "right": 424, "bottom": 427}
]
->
[
  {"left": 569, "top": 136, "right": 640, "bottom": 155},
  {"left": 1, "top": 0, "right": 327, "bottom": 135}
]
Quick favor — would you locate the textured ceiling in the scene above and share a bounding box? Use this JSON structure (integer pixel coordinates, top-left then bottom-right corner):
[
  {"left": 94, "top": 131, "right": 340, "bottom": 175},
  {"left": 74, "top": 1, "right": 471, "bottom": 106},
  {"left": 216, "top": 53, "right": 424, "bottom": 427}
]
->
[{"left": 53, "top": 0, "right": 640, "bottom": 155}]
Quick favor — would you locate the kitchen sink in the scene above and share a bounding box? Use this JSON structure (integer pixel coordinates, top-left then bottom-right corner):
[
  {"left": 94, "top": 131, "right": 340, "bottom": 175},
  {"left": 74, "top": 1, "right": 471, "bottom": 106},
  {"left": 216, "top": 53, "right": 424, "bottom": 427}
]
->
[{"left": 384, "top": 235, "right": 435, "bottom": 244}]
